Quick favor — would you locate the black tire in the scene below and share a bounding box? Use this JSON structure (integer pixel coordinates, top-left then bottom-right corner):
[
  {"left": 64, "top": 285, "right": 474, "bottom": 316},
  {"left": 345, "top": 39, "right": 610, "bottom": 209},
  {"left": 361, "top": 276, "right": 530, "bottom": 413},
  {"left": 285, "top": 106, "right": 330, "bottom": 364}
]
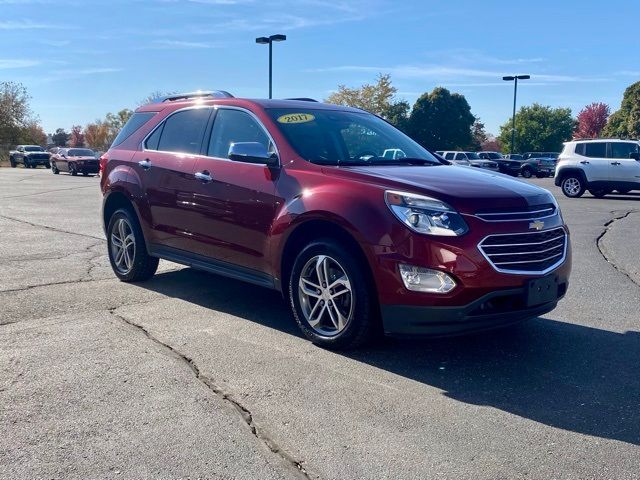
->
[
  {"left": 106, "top": 208, "right": 159, "bottom": 282},
  {"left": 69, "top": 163, "right": 77, "bottom": 176},
  {"left": 51, "top": 162, "right": 59, "bottom": 174},
  {"left": 560, "top": 175, "right": 585, "bottom": 198},
  {"left": 82, "top": 172, "right": 89, "bottom": 176},
  {"left": 589, "top": 188, "right": 610, "bottom": 198},
  {"left": 289, "top": 238, "right": 377, "bottom": 350},
  {"left": 23, "top": 162, "right": 31, "bottom": 169},
  {"left": 9, "top": 157, "right": 16, "bottom": 168},
  {"left": 45, "top": 163, "right": 51, "bottom": 169},
  {"left": 521, "top": 167, "right": 533, "bottom": 178}
]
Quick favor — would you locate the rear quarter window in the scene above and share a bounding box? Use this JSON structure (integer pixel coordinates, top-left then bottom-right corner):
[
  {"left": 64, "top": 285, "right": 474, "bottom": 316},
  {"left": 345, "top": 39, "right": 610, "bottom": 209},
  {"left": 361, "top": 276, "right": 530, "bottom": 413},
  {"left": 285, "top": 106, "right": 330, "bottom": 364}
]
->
[
  {"left": 584, "top": 142, "right": 606, "bottom": 158},
  {"left": 111, "top": 112, "right": 156, "bottom": 147}
]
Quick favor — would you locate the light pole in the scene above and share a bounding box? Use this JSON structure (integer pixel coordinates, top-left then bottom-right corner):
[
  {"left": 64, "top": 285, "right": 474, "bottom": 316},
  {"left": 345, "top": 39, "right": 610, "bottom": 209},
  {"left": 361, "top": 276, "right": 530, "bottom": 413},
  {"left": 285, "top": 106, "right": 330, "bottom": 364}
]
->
[
  {"left": 502, "top": 75, "right": 530, "bottom": 154},
  {"left": 255, "top": 34, "right": 286, "bottom": 99}
]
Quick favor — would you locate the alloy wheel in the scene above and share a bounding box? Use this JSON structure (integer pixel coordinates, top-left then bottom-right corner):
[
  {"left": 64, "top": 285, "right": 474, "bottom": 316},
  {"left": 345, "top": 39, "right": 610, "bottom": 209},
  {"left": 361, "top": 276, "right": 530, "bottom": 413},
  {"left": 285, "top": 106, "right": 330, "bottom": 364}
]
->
[
  {"left": 563, "top": 177, "right": 581, "bottom": 196},
  {"left": 298, "top": 255, "right": 354, "bottom": 336},
  {"left": 110, "top": 218, "right": 136, "bottom": 275}
]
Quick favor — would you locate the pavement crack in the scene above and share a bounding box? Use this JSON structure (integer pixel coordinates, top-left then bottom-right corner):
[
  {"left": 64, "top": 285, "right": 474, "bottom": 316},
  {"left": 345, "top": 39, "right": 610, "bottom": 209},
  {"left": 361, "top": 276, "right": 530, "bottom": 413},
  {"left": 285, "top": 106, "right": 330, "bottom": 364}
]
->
[
  {"left": 0, "top": 214, "right": 105, "bottom": 241},
  {"left": 596, "top": 209, "right": 640, "bottom": 288},
  {"left": 109, "top": 308, "right": 312, "bottom": 479}
]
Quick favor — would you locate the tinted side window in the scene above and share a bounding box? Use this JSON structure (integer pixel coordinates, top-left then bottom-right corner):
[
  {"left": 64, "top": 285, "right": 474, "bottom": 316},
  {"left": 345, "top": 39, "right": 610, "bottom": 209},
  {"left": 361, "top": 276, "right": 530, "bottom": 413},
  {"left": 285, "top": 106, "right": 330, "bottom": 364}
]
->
[
  {"left": 208, "top": 109, "right": 270, "bottom": 159},
  {"left": 112, "top": 112, "right": 156, "bottom": 147},
  {"left": 157, "top": 108, "right": 211, "bottom": 154},
  {"left": 145, "top": 124, "right": 163, "bottom": 151},
  {"left": 584, "top": 142, "right": 606, "bottom": 158},
  {"left": 609, "top": 142, "right": 639, "bottom": 159},
  {"left": 575, "top": 143, "right": 585, "bottom": 155},
  {"left": 444, "top": 153, "right": 454, "bottom": 160},
  {"left": 454, "top": 153, "right": 465, "bottom": 160}
]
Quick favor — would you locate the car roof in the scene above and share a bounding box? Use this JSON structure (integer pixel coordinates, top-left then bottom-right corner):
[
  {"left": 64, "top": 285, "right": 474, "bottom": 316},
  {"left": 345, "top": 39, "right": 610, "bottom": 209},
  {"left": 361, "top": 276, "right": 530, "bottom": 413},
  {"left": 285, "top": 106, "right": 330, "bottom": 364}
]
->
[
  {"left": 136, "top": 97, "right": 365, "bottom": 114},
  {"left": 568, "top": 138, "right": 639, "bottom": 143}
]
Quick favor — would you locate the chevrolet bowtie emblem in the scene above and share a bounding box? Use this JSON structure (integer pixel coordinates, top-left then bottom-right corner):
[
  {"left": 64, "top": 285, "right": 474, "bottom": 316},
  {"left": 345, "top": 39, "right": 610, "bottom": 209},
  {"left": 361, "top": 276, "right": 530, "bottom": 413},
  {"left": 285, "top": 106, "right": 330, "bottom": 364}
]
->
[{"left": 529, "top": 220, "right": 545, "bottom": 231}]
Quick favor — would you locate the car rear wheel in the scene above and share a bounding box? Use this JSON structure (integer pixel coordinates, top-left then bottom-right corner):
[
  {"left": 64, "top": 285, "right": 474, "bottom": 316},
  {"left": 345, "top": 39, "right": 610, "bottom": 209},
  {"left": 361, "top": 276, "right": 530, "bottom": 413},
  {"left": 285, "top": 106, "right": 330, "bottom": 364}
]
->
[
  {"left": 521, "top": 167, "right": 533, "bottom": 178},
  {"left": 69, "top": 163, "right": 77, "bottom": 176},
  {"left": 289, "top": 239, "right": 376, "bottom": 349},
  {"left": 561, "top": 175, "right": 585, "bottom": 198},
  {"left": 107, "top": 209, "right": 158, "bottom": 282},
  {"left": 51, "top": 163, "right": 59, "bottom": 174}
]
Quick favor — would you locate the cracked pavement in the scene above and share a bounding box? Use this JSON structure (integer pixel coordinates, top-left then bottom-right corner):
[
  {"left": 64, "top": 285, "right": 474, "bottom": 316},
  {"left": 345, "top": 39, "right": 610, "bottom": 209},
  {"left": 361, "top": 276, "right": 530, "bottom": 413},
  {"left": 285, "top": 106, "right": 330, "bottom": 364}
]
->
[{"left": 1, "top": 168, "right": 639, "bottom": 479}]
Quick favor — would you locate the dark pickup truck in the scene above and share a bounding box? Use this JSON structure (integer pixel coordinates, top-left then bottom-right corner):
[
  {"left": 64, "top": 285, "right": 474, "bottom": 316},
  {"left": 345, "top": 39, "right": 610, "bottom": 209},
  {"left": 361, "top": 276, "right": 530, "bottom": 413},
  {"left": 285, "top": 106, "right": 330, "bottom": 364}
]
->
[{"left": 9, "top": 145, "right": 51, "bottom": 168}]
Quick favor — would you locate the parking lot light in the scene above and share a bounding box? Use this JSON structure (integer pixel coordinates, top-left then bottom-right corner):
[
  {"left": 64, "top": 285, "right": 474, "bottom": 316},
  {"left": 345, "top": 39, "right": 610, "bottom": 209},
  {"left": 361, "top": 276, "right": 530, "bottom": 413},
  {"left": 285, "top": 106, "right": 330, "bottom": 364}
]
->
[
  {"left": 503, "top": 74, "right": 530, "bottom": 154},
  {"left": 255, "top": 34, "right": 287, "bottom": 99}
]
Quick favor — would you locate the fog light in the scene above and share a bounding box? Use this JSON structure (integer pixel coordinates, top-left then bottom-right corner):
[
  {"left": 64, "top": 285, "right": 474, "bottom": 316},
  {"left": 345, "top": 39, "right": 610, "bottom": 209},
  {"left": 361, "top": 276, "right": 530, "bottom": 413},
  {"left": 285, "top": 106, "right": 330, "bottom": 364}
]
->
[{"left": 398, "top": 264, "right": 456, "bottom": 293}]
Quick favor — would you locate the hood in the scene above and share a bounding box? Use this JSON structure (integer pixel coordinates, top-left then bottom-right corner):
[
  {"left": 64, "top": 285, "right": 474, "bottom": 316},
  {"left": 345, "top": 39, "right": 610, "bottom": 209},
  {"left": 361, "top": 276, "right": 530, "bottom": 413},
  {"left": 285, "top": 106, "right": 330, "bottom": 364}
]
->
[
  {"left": 324, "top": 164, "right": 553, "bottom": 213},
  {"left": 68, "top": 156, "right": 97, "bottom": 160},
  {"left": 25, "top": 151, "right": 49, "bottom": 155}
]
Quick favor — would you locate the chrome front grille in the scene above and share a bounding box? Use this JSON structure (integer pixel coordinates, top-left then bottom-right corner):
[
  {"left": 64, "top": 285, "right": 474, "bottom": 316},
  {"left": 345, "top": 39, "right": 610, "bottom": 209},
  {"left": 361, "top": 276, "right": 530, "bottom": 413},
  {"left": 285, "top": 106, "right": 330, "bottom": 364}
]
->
[
  {"left": 475, "top": 204, "right": 556, "bottom": 222},
  {"left": 479, "top": 227, "right": 567, "bottom": 274}
]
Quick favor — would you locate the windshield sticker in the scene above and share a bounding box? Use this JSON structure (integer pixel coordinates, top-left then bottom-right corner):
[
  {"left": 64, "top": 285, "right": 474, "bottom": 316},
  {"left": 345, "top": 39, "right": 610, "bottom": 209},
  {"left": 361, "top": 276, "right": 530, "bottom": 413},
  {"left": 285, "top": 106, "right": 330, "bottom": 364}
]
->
[{"left": 277, "top": 113, "right": 315, "bottom": 124}]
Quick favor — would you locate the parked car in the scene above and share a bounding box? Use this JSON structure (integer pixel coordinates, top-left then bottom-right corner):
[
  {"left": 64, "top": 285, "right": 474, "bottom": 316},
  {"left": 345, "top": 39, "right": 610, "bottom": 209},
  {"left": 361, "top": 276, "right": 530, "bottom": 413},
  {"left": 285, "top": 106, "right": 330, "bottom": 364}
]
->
[
  {"left": 9, "top": 145, "right": 50, "bottom": 168},
  {"left": 478, "top": 151, "right": 521, "bottom": 176},
  {"left": 504, "top": 154, "right": 524, "bottom": 160},
  {"left": 101, "top": 91, "right": 571, "bottom": 349},
  {"left": 51, "top": 148, "right": 100, "bottom": 176},
  {"left": 439, "top": 151, "right": 471, "bottom": 166},
  {"left": 520, "top": 157, "right": 557, "bottom": 178},
  {"left": 523, "top": 152, "right": 559, "bottom": 160},
  {"left": 555, "top": 139, "right": 640, "bottom": 198},
  {"left": 440, "top": 151, "right": 499, "bottom": 171}
]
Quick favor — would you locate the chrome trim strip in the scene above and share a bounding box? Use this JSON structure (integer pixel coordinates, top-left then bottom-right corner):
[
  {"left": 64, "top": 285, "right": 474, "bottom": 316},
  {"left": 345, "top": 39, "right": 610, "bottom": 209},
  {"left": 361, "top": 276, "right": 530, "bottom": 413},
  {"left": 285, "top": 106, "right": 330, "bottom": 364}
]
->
[
  {"left": 493, "top": 252, "right": 564, "bottom": 266},
  {"left": 486, "top": 243, "right": 564, "bottom": 256},
  {"left": 477, "top": 207, "right": 554, "bottom": 217},
  {"left": 478, "top": 227, "right": 568, "bottom": 275}
]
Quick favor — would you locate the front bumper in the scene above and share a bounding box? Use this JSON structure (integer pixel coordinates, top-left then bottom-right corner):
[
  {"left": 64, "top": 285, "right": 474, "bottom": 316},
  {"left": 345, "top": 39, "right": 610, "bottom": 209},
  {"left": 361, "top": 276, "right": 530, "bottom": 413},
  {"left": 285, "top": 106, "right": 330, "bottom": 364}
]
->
[
  {"left": 381, "top": 277, "right": 568, "bottom": 336},
  {"left": 25, "top": 156, "right": 50, "bottom": 165}
]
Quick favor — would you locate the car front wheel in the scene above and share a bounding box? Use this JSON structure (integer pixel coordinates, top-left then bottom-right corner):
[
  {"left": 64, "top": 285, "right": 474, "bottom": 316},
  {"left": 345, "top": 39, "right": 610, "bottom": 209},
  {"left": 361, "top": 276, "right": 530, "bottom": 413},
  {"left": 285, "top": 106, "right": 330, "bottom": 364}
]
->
[
  {"left": 561, "top": 175, "right": 585, "bottom": 198},
  {"left": 107, "top": 209, "right": 159, "bottom": 282},
  {"left": 521, "top": 167, "right": 533, "bottom": 178},
  {"left": 289, "top": 239, "right": 376, "bottom": 349}
]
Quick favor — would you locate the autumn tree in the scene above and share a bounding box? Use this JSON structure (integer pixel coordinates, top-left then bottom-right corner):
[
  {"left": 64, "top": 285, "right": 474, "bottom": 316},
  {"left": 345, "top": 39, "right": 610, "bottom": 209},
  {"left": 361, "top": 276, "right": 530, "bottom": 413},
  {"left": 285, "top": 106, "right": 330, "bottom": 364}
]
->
[
  {"left": 69, "top": 125, "right": 85, "bottom": 147},
  {"left": 0, "top": 81, "right": 38, "bottom": 146},
  {"left": 498, "top": 104, "right": 575, "bottom": 153},
  {"left": 574, "top": 102, "right": 610, "bottom": 139},
  {"left": 83, "top": 122, "right": 110, "bottom": 151},
  {"left": 481, "top": 136, "right": 502, "bottom": 152},
  {"left": 470, "top": 117, "right": 488, "bottom": 150},
  {"left": 20, "top": 122, "right": 47, "bottom": 146},
  {"left": 602, "top": 81, "right": 640, "bottom": 139},
  {"left": 408, "top": 87, "right": 475, "bottom": 150},
  {"left": 325, "top": 74, "right": 410, "bottom": 129}
]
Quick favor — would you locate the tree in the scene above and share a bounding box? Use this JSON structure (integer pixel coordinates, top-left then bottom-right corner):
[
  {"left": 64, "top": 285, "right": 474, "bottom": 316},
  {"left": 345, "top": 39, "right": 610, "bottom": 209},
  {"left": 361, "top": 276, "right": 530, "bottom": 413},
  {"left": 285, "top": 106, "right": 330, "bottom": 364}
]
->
[
  {"left": 574, "top": 102, "right": 610, "bottom": 139},
  {"left": 138, "top": 90, "right": 176, "bottom": 106},
  {"left": 19, "top": 122, "right": 47, "bottom": 146},
  {"left": 105, "top": 109, "right": 133, "bottom": 144},
  {"left": 470, "top": 117, "right": 488, "bottom": 150},
  {"left": 69, "top": 125, "right": 85, "bottom": 147},
  {"left": 83, "top": 122, "right": 111, "bottom": 151},
  {"left": 602, "top": 81, "right": 640, "bottom": 139},
  {"left": 51, "top": 128, "right": 69, "bottom": 146},
  {"left": 498, "top": 104, "right": 575, "bottom": 153},
  {"left": 408, "top": 87, "right": 475, "bottom": 150},
  {"left": 481, "top": 136, "right": 502, "bottom": 152},
  {"left": 325, "top": 74, "right": 409, "bottom": 129},
  {"left": 0, "top": 81, "right": 37, "bottom": 146}
]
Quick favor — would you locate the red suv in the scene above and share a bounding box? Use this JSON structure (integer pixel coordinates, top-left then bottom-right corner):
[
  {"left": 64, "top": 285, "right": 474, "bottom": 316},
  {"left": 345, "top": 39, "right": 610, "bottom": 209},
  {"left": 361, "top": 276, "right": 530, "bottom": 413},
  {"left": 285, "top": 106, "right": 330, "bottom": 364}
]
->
[{"left": 101, "top": 91, "right": 571, "bottom": 349}]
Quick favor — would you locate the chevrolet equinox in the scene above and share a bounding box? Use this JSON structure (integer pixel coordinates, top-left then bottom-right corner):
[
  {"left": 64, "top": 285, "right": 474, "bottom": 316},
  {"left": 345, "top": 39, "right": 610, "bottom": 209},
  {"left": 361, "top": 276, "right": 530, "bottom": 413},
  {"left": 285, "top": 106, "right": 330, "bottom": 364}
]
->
[{"left": 101, "top": 91, "right": 571, "bottom": 349}]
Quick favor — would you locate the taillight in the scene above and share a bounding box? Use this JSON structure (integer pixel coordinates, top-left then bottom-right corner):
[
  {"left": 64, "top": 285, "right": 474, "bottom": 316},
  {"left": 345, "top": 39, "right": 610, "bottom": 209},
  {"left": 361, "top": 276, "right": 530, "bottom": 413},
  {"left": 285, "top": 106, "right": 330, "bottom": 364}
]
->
[{"left": 99, "top": 154, "right": 108, "bottom": 176}]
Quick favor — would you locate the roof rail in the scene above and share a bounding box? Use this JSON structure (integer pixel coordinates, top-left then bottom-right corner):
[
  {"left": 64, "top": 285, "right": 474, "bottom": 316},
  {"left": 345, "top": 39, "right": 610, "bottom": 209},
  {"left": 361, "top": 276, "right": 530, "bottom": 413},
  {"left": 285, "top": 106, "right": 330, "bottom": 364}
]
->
[
  {"left": 284, "top": 97, "right": 319, "bottom": 102},
  {"left": 155, "top": 90, "right": 234, "bottom": 103}
]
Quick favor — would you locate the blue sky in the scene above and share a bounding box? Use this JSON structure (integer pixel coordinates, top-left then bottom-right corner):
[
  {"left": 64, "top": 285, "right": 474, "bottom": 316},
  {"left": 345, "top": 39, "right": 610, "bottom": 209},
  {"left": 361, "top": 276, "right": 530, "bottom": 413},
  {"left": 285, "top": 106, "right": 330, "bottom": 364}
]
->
[{"left": 1, "top": 0, "right": 639, "bottom": 136}]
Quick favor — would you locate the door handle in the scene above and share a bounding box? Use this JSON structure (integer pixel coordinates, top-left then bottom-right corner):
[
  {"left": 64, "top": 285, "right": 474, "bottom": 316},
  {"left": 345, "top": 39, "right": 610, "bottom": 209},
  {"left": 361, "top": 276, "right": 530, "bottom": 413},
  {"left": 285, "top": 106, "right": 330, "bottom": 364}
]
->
[
  {"left": 579, "top": 160, "right": 590, "bottom": 164},
  {"left": 138, "top": 159, "right": 151, "bottom": 170},
  {"left": 194, "top": 171, "right": 213, "bottom": 183},
  {"left": 611, "top": 161, "right": 621, "bottom": 166}
]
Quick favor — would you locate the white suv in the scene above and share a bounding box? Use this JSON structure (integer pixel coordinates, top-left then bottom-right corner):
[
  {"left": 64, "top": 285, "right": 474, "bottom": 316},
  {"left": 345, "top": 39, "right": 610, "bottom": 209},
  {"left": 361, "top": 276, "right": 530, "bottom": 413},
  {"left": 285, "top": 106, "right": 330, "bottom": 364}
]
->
[{"left": 555, "top": 139, "right": 640, "bottom": 198}]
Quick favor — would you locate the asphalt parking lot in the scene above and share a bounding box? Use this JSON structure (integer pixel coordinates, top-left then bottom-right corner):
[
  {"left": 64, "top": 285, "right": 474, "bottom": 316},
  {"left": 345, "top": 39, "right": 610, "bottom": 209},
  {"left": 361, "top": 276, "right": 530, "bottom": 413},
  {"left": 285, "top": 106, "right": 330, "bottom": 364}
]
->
[{"left": 1, "top": 167, "right": 639, "bottom": 480}]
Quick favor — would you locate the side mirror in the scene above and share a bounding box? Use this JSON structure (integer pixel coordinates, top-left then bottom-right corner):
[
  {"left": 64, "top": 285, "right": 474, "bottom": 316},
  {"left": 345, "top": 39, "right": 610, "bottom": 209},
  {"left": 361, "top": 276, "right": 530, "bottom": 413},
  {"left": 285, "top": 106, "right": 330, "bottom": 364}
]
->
[
  {"left": 629, "top": 152, "right": 640, "bottom": 161},
  {"left": 228, "top": 142, "right": 278, "bottom": 167}
]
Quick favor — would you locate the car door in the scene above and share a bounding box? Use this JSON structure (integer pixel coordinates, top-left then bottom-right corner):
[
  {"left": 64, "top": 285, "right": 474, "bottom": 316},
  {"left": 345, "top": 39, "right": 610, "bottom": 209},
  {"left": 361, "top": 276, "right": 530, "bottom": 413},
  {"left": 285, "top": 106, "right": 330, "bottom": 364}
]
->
[
  {"left": 57, "top": 149, "right": 69, "bottom": 172},
  {"left": 607, "top": 142, "right": 640, "bottom": 186},
  {"left": 187, "top": 107, "right": 279, "bottom": 274},
  {"left": 132, "top": 106, "right": 212, "bottom": 252},
  {"left": 577, "top": 142, "right": 610, "bottom": 182}
]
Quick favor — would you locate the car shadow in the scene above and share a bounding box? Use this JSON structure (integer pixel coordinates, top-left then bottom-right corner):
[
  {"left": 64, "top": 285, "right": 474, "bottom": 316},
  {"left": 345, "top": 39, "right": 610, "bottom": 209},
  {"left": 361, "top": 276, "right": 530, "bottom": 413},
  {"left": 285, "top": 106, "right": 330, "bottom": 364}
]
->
[
  {"left": 138, "top": 268, "right": 640, "bottom": 446},
  {"left": 584, "top": 192, "right": 640, "bottom": 201}
]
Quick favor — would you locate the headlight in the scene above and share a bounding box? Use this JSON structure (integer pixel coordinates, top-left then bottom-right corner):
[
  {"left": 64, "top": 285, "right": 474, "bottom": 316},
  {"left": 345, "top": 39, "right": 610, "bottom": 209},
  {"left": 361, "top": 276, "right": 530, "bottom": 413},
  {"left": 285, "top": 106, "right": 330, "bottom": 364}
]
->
[{"left": 385, "top": 190, "right": 468, "bottom": 236}]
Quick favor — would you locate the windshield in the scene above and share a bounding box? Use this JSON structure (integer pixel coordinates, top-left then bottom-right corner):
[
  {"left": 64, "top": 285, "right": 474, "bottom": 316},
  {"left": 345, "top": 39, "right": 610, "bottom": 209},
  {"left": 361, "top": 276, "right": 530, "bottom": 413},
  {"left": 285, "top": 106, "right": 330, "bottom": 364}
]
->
[
  {"left": 267, "top": 108, "right": 442, "bottom": 166},
  {"left": 68, "top": 148, "right": 95, "bottom": 157},
  {"left": 509, "top": 154, "right": 523, "bottom": 160},
  {"left": 485, "top": 152, "right": 503, "bottom": 159},
  {"left": 24, "top": 146, "right": 44, "bottom": 152},
  {"left": 465, "top": 152, "right": 481, "bottom": 160}
]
